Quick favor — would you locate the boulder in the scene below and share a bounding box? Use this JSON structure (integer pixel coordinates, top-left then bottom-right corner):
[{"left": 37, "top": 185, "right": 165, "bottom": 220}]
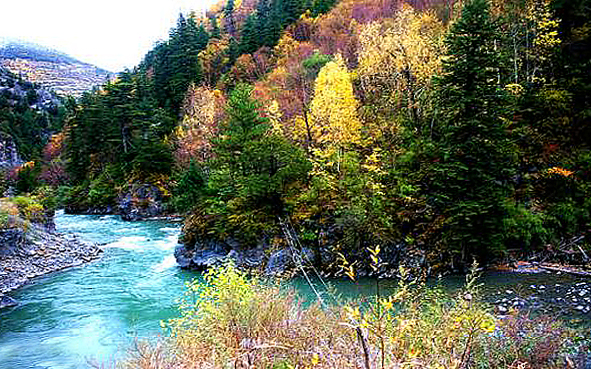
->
[
  {"left": 175, "top": 239, "right": 230, "bottom": 271},
  {"left": 228, "top": 246, "right": 265, "bottom": 269},
  {"left": 0, "top": 132, "right": 22, "bottom": 170},
  {"left": 266, "top": 249, "right": 291, "bottom": 275},
  {"left": 174, "top": 244, "right": 193, "bottom": 269},
  {"left": 0, "top": 228, "right": 25, "bottom": 257},
  {"left": 265, "top": 247, "right": 316, "bottom": 276},
  {"left": 119, "top": 184, "right": 165, "bottom": 221}
]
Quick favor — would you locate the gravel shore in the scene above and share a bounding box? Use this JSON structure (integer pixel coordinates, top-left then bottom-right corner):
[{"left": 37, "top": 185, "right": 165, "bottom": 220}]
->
[{"left": 0, "top": 223, "right": 102, "bottom": 308}]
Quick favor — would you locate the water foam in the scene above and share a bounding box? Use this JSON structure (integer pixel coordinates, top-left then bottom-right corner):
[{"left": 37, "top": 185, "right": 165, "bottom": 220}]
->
[
  {"left": 152, "top": 255, "right": 177, "bottom": 272},
  {"left": 103, "top": 236, "right": 147, "bottom": 250}
]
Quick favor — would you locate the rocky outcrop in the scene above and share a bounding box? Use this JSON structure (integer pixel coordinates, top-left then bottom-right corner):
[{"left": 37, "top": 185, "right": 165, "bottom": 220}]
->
[
  {"left": 0, "top": 219, "right": 102, "bottom": 309},
  {"left": 174, "top": 226, "right": 420, "bottom": 278},
  {"left": 174, "top": 235, "right": 320, "bottom": 276},
  {"left": 0, "top": 132, "right": 22, "bottom": 170},
  {"left": 64, "top": 206, "right": 116, "bottom": 215},
  {"left": 119, "top": 184, "right": 167, "bottom": 221},
  {"left": 0, "top": 295, "right": 17, "bottom": 308}
]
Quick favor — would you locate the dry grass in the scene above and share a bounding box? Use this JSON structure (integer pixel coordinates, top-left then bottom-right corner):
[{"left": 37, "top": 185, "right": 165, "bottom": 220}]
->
[{"left": 121, "top": 263, "right": 589, "bottom": 369}]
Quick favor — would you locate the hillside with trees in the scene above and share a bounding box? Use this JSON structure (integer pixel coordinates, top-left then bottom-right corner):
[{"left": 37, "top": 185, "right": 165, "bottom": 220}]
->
[
  {"left": 0, "top": 67, "right": 64, "bottom": 193},
  {"left": 13, "top": 0, "right": 590, "bottom": 275}
]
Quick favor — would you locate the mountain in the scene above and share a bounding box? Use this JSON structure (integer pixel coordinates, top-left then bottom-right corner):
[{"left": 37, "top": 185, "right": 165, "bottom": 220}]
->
[
  {"left": 0, "top": 39, "right": 112, "bottom": 97},
  {"left": 0, "top": 66, "right": 62, "bottom": 163}
]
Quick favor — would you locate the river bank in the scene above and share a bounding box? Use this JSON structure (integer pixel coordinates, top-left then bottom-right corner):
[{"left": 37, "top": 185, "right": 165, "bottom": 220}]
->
[
  {"left": 1, "top": 212, "right": 590, "bottom": 368},
  {"left": 0, "top": 221, "right": 102, "bottom": 308}
]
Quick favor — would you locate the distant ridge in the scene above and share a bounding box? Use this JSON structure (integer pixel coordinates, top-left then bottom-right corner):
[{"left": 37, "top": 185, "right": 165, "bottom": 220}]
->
[{"left": 0, "top": 38, "right": 112, "bottom": 97}]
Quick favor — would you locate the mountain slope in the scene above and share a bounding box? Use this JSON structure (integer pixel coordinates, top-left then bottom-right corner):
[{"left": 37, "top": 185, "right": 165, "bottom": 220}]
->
[
  {"left": 0, "top": 39, "right": 112, "bottom": 97},
  {"left": 0, "top": 66, "right": 62, "bottom": 163}
]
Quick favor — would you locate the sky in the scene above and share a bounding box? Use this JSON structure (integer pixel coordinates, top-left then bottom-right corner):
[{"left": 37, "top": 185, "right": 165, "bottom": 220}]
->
[{"left": 0, "top": 0, "right": 219, "bottom": 72}]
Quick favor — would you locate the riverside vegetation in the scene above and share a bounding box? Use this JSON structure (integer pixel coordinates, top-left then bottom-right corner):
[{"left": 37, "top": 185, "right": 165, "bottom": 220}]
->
[{"left": 122, "top": 262, "right": 590, "bottom": 369}]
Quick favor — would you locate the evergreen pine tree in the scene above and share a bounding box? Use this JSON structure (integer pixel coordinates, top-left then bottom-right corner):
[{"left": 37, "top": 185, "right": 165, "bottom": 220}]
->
[
  {"left": 228, "top": 37, "right": 240, "bottom": 63},
  {"left": 280, "top": 0, "right": 302, "bottom": 26},
  {"left": 196, "top": 23, "right": 210, "bottom": 50},
  {"left": 312, "top": 0, "right": 336, "bottom": 16},
  {"left": 224, "top": 0, "right": 236, "bottom": 35},
  {"left": 264, "top": 3, "right": 283, "bottom": 47},
  {"left": 430, "top": 0, "right": 516, "bottom": 261},
  {"left": 210, "top": 16, "right": 221, "bottom": 39},
  {"left": 256, "top": 0, "right": 271, "bottom": 45},
  {"left": 239, "top": 14, "right": 260, "bottom": 54},
  {"left": 211, "top": 85, "right": 310, "bottom": 218}
]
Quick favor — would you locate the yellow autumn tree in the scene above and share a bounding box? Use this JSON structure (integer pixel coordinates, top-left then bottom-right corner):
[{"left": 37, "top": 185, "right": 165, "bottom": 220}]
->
[
  {"left": 174, "top": 86, "right": 226, "bottom": 167},
  {"left": 308, "top": 54, "right": 361, "bottom": 148},
  {"left": 527, "top": 0, "right": 561, "bottom": 83},
  {"left": 199, "top": 37, "right": 230, "bottom": 87},
  {"left": 358, "top": 5, "right": 445, "bottom": 128}
]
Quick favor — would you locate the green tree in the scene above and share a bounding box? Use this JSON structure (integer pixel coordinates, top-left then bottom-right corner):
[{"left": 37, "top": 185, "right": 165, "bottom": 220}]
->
[
  {"left": 207, "top": 85, "right": 311, "bottom": 241},
  {"left": 210, "top": 16, "right": 221, "bottom": 39},
  {"left": 256, "top": 0, "right": 282, "bottom": 47},
  {"left": 239, "top": 14, "right": 260, "bottom": 54},
  {"left": 224, "top": 0, "right": 236, "bottom": 35},
  {"left": 430, "top": 0, "right": 516, "bottom": 261},
  {"left": 280, "top": 0, "right": 303, "bottom": 26},
  {"left": 312, "top": 0, "right": 336, "bottom": 16}
]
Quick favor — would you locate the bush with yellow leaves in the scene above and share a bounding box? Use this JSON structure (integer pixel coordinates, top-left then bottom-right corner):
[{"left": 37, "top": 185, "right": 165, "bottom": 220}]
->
[{"left": 123, "top": 262, "right": 587, "bottom": 369}]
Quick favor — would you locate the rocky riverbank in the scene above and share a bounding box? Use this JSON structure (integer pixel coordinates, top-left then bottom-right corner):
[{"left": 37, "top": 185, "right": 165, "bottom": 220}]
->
[
  {"left": 174, "top": 232, "right": 421, "bottom": 278},
  {"left": 64, "top": 182, "right": 170, "bottom": 222},
  {"left": 0, "top": 222, "right": 102, "bottom": 308}
]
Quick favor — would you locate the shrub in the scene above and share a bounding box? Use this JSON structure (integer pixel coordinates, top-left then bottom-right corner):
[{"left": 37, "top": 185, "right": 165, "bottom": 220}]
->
[
  {"left": 32, "top": 186, "right": 58, "bottom": 212},
  {"left": 12, "top": 196, "right": 46, "bottom": 224},
  {"left": 87, "top": 174, "right": 118, "bottom": 208},
  {"left": 123, "top": 263, "right": 587, "bottom": 369}
]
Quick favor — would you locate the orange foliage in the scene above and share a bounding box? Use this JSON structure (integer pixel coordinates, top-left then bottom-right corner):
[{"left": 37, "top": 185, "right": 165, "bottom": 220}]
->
[
  {"left": 310, "top": 0, "right": 403, "bottom": 67},
  {"left": 43, "top": 133, "right": 66, "bottom": 161},
  {"left": 252, "top": 40, "right": 318, "bottom": 140},
  {"left": 228, "top": 47, "right": 273, "bottom": 84},
  {"left": 547, "top": 167, "right": 574, "bottom": 177},
  {"left": 174, "top": 86, "right": 226, "bottom": 167},
  {"left": 199, "top": 37, "right": 231, "bottom": 87}
]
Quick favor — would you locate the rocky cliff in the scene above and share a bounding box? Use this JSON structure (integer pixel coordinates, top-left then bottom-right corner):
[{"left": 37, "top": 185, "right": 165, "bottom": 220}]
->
[{"left": 0, "top": 66, "right": 61, "bottom": 160}]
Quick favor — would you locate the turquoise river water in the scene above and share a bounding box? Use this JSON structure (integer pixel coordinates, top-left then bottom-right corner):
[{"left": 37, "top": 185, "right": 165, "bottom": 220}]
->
[{"left": 0, "top": 211, "right": 589, "bottom": 368}]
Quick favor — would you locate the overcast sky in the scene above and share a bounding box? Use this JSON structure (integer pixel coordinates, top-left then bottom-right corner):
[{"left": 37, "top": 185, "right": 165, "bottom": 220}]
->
[{"left": 0, "top": 0, "right": 219, "bottom": 72}]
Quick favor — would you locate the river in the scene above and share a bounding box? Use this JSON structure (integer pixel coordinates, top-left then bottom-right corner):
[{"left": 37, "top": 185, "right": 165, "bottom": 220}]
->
[{"left": 0, "top": 211, "right": 589, "bottom": 368}]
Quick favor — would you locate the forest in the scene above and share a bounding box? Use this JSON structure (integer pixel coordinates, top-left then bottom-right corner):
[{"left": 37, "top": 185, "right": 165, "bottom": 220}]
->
[{"left": 6, "top": 0, "right": 591, "bottom": 274}]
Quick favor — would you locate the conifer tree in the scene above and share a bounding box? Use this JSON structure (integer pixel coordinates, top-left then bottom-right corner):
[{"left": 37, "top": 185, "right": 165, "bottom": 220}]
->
[
  {"left": 312, "top": 0, "right": 336, "bottom": 16},
  {"left": 228, "top": 37, "right": 240, "bottom": 64},
  {"left": 431, "top": 0, "right": 516, "bottom": 261},
  {"left": 264, "top": 4, "right": 283, "bottom": 47},
  {"left": 210, "top": 16, "right": 221, "bottom": 39},
  {"left": 224, "top": 0, "right": 236, "bottom": 35},
  {"left": 239, "top": 14, "right": 260, "bottom": 54},
  {"left": 210, "top": 85, "right": 310, "bottom": 220},
  {"left": 196, "top": 23, "right": 210, "bottom": 50},
  {"left": 281, "top": 0, "right": 303, "bottom": 26}
]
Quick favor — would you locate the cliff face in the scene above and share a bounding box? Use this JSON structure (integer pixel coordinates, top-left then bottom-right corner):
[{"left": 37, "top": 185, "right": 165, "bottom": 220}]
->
[
  {"left": 0, "top": 40, "right": 112, "bottom": 97},
  {"left": 0, "top": 66, "right": 61, "bottom": 160},
  {"left": 0, "top": 133, "right": 22, "bottom": 170}
]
